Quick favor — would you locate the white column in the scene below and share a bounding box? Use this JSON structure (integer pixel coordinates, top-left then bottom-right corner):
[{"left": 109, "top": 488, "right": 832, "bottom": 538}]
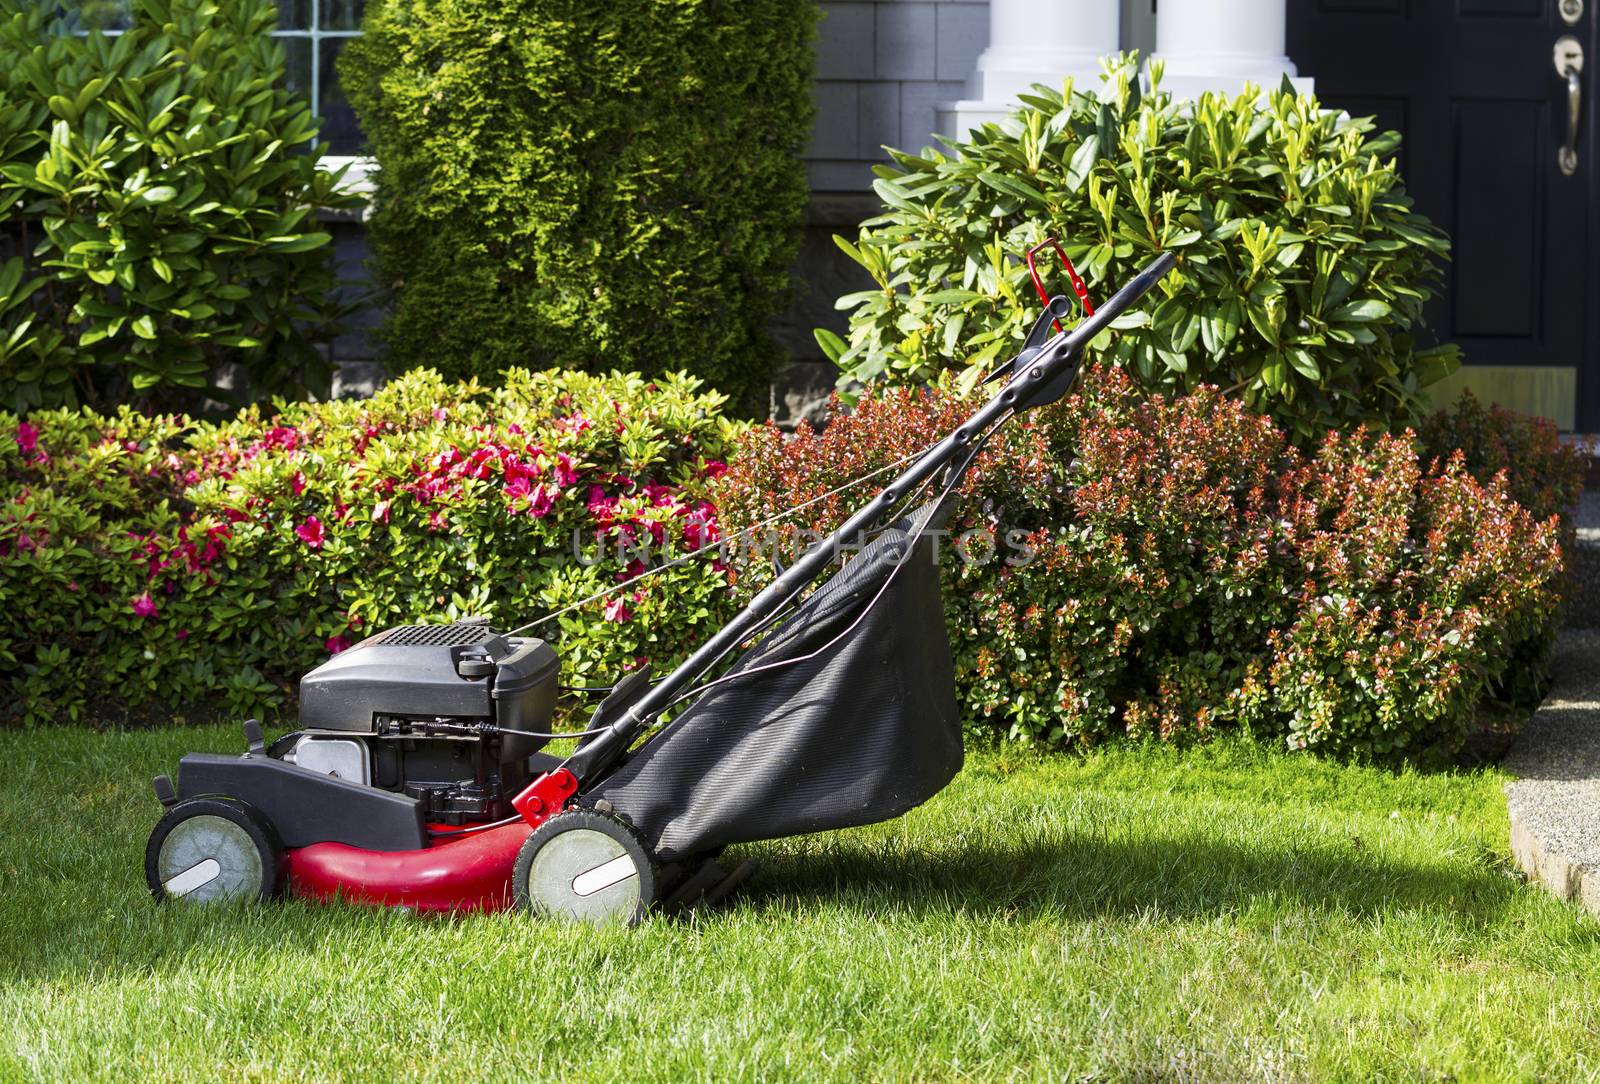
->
[
  {"left": 937, "top": 0, "right": 1120, "bottom": 138},
  {"left": 1154, "top": 0, "right": 1311, "bottom": 98}
]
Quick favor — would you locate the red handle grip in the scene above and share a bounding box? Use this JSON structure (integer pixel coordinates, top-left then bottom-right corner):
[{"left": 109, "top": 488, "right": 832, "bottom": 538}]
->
[{"left": 1025, "top": 237, "right": 1095, "bottom": 332}]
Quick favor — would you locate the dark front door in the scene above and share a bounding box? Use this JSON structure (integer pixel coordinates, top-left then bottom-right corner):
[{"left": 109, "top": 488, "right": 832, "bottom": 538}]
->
[{"left": 1289, "top": 0, "right": 1597, "bottom": 429}]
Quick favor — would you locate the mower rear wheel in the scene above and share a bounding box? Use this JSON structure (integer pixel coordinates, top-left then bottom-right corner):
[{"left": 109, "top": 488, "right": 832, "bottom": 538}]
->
[
  {"left": 146, "top": 797, "right": 284, "bottom": 904},
  {"left": 513, "top": 808, "right": 658, "bottom": 925}
]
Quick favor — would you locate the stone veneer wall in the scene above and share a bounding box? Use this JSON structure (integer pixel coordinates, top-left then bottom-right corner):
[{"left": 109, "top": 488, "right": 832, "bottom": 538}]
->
[{"left": 806, "top": 1, "right": 987, "bottom": 192}]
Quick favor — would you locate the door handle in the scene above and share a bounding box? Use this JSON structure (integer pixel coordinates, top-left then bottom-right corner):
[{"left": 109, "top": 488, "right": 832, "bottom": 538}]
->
[{"left": 1555, "top": 35, "right": 1584, "bottom": 176}]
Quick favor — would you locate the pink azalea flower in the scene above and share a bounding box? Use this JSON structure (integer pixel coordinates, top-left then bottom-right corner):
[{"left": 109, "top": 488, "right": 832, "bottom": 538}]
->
[
  {"left": 372, "top": 499, "right": 392, "bottom": 524},
  {"left": 428, "top": 510, "right": 447, "bottom": 531},
  {"left": 528, "top": 484, "right": 556, "bottom": 519},
  {"left": 503, "top": 474, "right": 532, "bottom": 501},
  {"left": 603, "top": 597, "right": 632, "bottom": 623},
  {"left": 290, "top": 471, "right": 307, "bottom": 496},
  {"left": 702, "top": 460, "right": 728, "bottom": 479},
  {"left": 261, "top": 426, "right": 300, "bottom": 452},
  {"left": 586, "top": 485, "right": 616, "bottom": 525},
  {"left": 554, "top": 453, "right": 579, "bottom": 487},
  {"left": 465, "top": 446, "right": 496, "bottom": 480},
  {"left": 176, "top": 628, "right": 189, "bottom": 641},
  {"left": 682, "top": 505, "right": 720, "bottom": 551},
  {"left": 131, "top": 593, "right": 158, "bottom": 619},
  {"left": 325, "top": 634, "right": 352, "bottom": 654},
  {"left": 16, "top": 421, "right": 38, "bottom": 455},
  {"left": 295, "top": 515, "right": 325, "bottom": 549}
]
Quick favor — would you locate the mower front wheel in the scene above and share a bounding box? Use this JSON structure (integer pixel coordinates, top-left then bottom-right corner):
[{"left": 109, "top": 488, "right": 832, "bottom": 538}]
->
[
  {"left": 512, "top": 808, "right": 658, "bottom": 925},
  {"left": 146, "top": 797, "right": 284, "bottom": 904}
]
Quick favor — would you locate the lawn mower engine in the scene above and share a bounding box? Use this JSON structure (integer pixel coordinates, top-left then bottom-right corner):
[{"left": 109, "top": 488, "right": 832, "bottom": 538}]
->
[
  {"left": 284, "top": 620, "right": 558, "bottom": 825},
  {"left": 145, "top": 619, "right": 567, "bottom": 910}
]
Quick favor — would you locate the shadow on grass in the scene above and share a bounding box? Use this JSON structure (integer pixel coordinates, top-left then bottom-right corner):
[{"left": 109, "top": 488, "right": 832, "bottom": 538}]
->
[{"left": 741, "top": 830, "right": 1527, "bottom": 926}]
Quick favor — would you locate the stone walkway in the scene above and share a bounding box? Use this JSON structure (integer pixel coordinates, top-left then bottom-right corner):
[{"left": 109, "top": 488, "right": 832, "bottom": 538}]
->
[{"left": 1504, "top": 629, "right": 1600, "bottom": 915}]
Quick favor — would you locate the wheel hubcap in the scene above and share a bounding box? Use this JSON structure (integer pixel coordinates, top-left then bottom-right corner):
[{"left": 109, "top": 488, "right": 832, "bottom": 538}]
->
[
  {"left": 157, "top": 815, "right": 263, "bottom": 903},
  {"left": 527, "top": 828, "right": 641, "bottom": 923}
]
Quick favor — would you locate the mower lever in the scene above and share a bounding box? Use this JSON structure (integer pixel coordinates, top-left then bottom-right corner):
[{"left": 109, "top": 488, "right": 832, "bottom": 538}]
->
[{"left": 984, "top": 296, "right": 1073, "bottom": 387}]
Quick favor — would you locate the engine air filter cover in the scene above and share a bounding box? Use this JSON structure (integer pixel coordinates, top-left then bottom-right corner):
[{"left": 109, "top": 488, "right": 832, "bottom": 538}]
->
[{"left": 299, "top": 623, "right": 528, "bottom": 733}]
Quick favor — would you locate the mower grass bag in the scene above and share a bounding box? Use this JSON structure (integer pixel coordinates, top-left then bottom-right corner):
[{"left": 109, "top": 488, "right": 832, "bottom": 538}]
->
[
  {"left": 140, "top": 247, "right": 1177, "bottom": 925},
  {"left": 593, "top": 504, "right": 963, "bottom": 861}
]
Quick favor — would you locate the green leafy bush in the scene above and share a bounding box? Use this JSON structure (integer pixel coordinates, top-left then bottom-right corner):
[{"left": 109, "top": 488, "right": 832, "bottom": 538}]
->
[
  {"left": 824, "top": 57, "right": 1458, "bottom": 445},
  {"left": 0, "top": 0, "right": 355, "bottom": 413},
  {"left": 717, "top": 369, "right": 1564, "bottom": 761},
  {"left": 340, "top": 0, "right": 816, "bottom": 413},
  {"left": 0, "top": 368, "right": 737, "bottom": 726}
]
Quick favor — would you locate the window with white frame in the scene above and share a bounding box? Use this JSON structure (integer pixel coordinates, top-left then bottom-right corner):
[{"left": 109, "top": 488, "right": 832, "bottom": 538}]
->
[{"left": 42, "top": 0, "right": 365, "bottom": 154}]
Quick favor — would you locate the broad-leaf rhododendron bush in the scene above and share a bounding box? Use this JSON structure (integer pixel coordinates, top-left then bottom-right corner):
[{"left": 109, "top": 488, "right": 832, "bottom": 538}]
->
[
  {"left": 717, "top": 369, "right": 1570, "bottom": 760},
  {"left": 0, "top": 369, "right": 737, "bottom": 725}
]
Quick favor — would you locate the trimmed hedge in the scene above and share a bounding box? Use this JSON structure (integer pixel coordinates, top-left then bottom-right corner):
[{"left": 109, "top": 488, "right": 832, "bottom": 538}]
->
[
  {"left": 0, "top": 0, "right": 354, "bottom": 413},
  {"left": 0, "top": 368, "right": 736, "bottom": 725},
  {"left": 339, "top": 0, "right": 817, "bottom": 413},
  {"left": 823, "top": 57, "right": 1458, "bottom": 445},
  {"left": 717, "top": 372, "right": 1569, "bottom": 761}
]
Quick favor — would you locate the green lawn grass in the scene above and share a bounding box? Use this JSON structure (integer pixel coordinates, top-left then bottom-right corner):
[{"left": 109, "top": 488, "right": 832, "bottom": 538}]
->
[{"left": 2, "top": 725, "right": 1598, "bottom": 1082}]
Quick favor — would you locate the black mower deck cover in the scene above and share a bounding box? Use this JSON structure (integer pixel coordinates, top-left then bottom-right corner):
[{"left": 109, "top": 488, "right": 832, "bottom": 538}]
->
[{"left": 594, "top": 503, "right": 962, "bottom": 860}]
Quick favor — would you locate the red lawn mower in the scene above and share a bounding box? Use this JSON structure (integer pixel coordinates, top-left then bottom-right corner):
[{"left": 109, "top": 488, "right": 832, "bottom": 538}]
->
[{"left": 143, "top": 249, "right": 1176, "bottom": 925}]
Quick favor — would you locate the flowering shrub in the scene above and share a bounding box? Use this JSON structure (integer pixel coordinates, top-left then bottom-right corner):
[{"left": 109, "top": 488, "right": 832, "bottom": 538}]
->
[
  {"left": 0, "top": 369, "right": 739, "bottom": 725},
  {"left": 717, "top": 369, "right": 1566, "bottom": 760}
]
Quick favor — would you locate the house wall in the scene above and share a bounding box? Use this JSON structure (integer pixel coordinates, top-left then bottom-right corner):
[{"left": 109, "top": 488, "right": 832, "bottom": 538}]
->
[{"left": 805, "top": 1, "right": 985, "bottom": 192}]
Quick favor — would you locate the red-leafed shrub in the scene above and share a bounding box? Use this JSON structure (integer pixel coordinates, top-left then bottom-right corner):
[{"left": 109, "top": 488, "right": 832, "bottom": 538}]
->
[
  {"left": 0, "top": 369, "right": 737, "bottom": 726},
  {"left": 1420, "top": 390, "right": 1584, "bottom": 532},
  {"left": 1418, "top": 391, "right": 1584, "bottom": 708},
  {"left": 717, "top": 369, "right": 1566, "bottom": 760}
]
